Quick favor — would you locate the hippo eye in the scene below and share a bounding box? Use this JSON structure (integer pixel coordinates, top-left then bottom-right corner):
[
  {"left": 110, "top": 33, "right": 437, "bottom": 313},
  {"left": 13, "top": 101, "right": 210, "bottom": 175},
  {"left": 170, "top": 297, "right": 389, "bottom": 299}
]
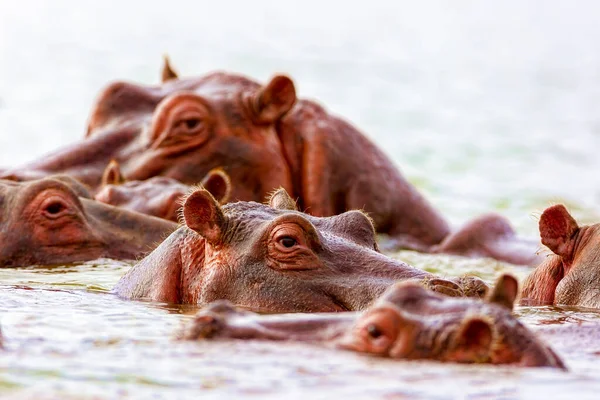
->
[
  {"left": 367, "top": 324, "right": 383, "bottom": 339},
  {"left": 176, "top": 117, "right": 204, "bottom": 134},
  {"left": 279, "top": 236, "right": 297, "bottom": 248}
]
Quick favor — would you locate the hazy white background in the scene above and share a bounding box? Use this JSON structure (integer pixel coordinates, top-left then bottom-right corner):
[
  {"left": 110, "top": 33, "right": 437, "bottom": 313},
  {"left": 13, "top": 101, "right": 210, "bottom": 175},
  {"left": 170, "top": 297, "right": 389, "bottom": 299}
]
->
[{"left": 2, "top": 0, "right": 600, "bottom": 234}]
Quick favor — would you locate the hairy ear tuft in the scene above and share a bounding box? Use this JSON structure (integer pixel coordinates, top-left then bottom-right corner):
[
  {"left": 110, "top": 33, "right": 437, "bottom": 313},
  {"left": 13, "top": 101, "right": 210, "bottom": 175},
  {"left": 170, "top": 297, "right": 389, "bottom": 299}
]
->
[
  {"left": 182, "top": 189, "right": 226, "bottom": 243},
  {"left": 161, "top": 54, "right": 179, "bottom": 83},
  {"left": 486, "top": 274, "right": 519, "bottom": 310},
  {"left": 267, "top": 187, "right": 297, "bottom": 211},
  {"left": 253, "top": 75, "right": 296, "bottom": 124},
  {"left": 539, "top": 204, "right": 579, "bottom": 258},
  {"left": 101, "top": 159, "right": 125, "bottom": 186}
]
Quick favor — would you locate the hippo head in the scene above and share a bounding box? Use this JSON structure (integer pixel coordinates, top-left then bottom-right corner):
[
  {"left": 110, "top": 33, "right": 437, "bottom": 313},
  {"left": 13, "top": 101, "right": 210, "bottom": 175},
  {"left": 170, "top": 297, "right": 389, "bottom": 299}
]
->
[
  {"left": 522, "top": 204, "right": 600, "bottom": 307},
  {"left": 115, "top": 187, "right": 487, "bottom": 312},
  {"left": 5, "top": 59, "right": 295, "bottom": 202},
  {"left": 95, "top": 161, "right": 231, "bottom": 222},
  {"left": 0, "top": 176, "right": 176, "bottom": 267},
  {"left": 339, "top": 275, "right": 564, "bottom": 368},
  {"left": 179, "top": 274, "right": 564, "bottom": 368}
]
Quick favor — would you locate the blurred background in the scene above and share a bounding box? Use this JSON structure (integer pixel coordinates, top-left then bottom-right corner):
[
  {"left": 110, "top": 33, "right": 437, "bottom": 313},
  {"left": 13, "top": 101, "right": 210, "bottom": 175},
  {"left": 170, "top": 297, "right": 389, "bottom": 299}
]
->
[{"left": 1, "top": 0, "right": 600, "bottom": 234}]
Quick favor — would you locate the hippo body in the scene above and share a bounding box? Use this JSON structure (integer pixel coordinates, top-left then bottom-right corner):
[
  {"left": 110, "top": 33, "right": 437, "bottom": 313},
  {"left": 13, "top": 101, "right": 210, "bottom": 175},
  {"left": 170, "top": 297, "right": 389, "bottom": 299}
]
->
[
  {"left": 179, "top": 275, "right": 565, "bottom": 369},
  {"left": 114, "top": 188, "right": 487, "bottom": 312},
  {"left": 2, "top": 61, "right": 540, "bottom": 265},
  {"left": 522, "top": 204, "right": 600, "bottom": 308},
  {"left": 0, "top": 176, "right": 176, "bottom": 267}
]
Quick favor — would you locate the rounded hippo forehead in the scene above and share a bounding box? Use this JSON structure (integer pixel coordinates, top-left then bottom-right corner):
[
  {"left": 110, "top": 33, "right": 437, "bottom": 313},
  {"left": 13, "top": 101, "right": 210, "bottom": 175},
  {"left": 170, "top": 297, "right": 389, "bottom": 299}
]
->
[
  {"left": 377, "top": 280, "right": 498, "bottom": 315},
  {"left": 0, "top": 176, "right": 90, "bottom": 198},
  {"left": 0, "top": 176, "right": 87, "bottom": 196},
  {"left": 220, "top": 200, "right": 374, "bottom": 237},
  {"left": 96, "top": 71, "right": 263, "bottom": 111},
  {"left": 88, "top": 71, "right": 268, "bottom": 135}
]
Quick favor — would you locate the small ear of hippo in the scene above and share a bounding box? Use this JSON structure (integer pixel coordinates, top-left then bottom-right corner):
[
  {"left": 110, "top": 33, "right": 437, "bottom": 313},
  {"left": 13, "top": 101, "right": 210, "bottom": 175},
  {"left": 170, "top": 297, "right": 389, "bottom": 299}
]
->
[
  {"left": 183, "top": 188, "right": 226, "bottom": 243},
  {"left": 268, "top": 188, "right": 298, "bottom": 211},
  {"left": 539, "top": 204, "right": 579, "bottom": 258},
  {"left": 486, "top": 274, "right": 518, "bottom": 310},
  {"left": 161, "top": 54, "right": 179, "bottom": 83},
  {"left": 200, "top": 168, "right": 232, "bottom": 205},
  {"left": 101, "top": 159, "right": 125, "bottom": 186},
  {"left": 253, "top": 75, "right": 297, "bottom": 124},
  {"left": 455, "top": 317, "right": 493, "bottom": 360}
]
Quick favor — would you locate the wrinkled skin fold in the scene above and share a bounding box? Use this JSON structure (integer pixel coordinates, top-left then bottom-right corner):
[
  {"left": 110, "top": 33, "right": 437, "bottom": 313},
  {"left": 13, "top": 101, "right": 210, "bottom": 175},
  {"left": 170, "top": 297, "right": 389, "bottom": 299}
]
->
[
  {"left": 522, "top": 204, "right": 600, "bottom": 308},
  {"left": 0, "top": 176, "right": 177, "bottom": 266},
  {"left": 178, "top": 275, "right": 566, "bottom": 369},
  {"left": 114, "top": 187, "right": 488, "bottom": 312},
  {"left": 2, "top": 59, "right": 541, "bottom": 265}
]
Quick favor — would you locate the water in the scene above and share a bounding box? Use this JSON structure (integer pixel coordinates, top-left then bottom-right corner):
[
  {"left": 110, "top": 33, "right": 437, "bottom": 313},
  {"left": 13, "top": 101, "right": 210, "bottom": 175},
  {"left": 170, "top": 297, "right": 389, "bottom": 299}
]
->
[{"left": 1, "top": 0, "right": 600, "bottom": 398}]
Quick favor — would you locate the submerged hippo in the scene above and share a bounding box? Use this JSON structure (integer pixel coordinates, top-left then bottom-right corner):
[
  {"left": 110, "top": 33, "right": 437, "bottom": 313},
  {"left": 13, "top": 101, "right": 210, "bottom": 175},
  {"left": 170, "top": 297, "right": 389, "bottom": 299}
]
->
[
  {"left": 114, "top": 187, "right": 488, "bottom": 312},
  {"left": 0, "top": 176, "right": 176, "bottom": 266},
  {"left": 179, "top": 275, "right": 565, "bottom": 369},
  {"left": 521, "top": 204, "right": 600, "bottom": 308},
  {"left": 95, "top": 161, "right": 231, "bottom": 221},
  {"left": 2, "top": 58, "right": 539, "bottom": 265}
]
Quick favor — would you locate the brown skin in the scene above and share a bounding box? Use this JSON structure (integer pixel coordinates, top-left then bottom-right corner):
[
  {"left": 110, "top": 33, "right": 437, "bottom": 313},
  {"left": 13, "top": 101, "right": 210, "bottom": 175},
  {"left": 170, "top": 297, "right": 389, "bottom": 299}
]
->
[
  {"left": 1, "top": 59, "right": 539, "bottom": 265},
  {"left": 0, "top": 176, "right": 177, "bottom": 267},
  {"left": 114, "top": 187, "right": 488, "bottom": 312},
  {"left": 95, "top": 162, "right": 231, "bottom": 222},
  {"left": 178, "top": 274, "right": 565, "bottom": 370},
  {"left": 521, "top": 204, "right": 600, "bottom": 308},
  {"left": 3, "top": 67, "right": 295, "bottom": 204}
]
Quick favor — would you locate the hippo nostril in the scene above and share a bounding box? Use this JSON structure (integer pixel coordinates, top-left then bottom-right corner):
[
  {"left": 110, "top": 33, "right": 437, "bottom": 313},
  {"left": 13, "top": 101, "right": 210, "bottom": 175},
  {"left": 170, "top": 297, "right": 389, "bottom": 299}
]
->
[
  {"left": 46, "top": 202, "right": 66, "bottom": 215},
  {"left": 367, "top": 324, "right": 383, "bottom": 339}
]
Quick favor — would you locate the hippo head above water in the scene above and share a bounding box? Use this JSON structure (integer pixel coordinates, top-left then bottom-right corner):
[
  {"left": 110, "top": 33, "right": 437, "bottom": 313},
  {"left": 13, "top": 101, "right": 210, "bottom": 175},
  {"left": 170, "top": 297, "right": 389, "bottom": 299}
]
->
[
  {"left": 114, "top": 187, "right": 488, "bottom": 312},
  {"left": 180, "top": 275, "right": 565, "bottom": 369},
  {"left": 95, "top": 161, "right": 231, "bottom": 222},
  {"left": 0, "top": 176, "right": 176, "bottom": 267},
  {"left": 522, "top": 204, "right": 600, "bottom": 308},
  {"left": 4, "top": 61, "right": 295, "bottom": 202}
]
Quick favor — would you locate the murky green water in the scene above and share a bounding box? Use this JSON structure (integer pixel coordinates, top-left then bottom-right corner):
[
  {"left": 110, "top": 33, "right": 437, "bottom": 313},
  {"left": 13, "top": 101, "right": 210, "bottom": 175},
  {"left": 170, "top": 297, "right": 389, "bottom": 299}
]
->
[{"left": 2, "top": 0, "right": 600, "bottom": 398}]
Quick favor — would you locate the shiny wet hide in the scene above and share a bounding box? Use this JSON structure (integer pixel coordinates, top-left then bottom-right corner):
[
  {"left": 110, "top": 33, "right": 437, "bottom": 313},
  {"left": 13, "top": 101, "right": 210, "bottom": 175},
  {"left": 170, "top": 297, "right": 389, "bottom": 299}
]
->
[{"left": 1, "top": 254, "right": 600, "bottom": 399}]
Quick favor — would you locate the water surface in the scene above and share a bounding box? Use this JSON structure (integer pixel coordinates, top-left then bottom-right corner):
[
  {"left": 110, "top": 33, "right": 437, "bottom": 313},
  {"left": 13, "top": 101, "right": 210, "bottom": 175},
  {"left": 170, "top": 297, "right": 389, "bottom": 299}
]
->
[{"left": 1, "top": 1, "right": 600, "bottom": 398}]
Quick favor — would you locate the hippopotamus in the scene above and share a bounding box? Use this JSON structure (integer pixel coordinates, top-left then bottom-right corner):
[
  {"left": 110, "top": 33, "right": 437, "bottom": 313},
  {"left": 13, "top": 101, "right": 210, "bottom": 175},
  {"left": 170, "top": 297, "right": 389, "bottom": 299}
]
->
[
  {"left": 178, "top": 274, "right": 565, "bottom": 369},
  {"left": 0, "top": 176, "right": 177, "bottom": 267},
  {"left": 1, "top": 58, "right": 540, "bottom": 265},
  {"left": 114, "top": 187, "right": 488, "bottom": 311},
  {"left": 521, "top": 204, "right": 600, "bottom": 308},
  {"left": 95, "top": 161, "right": 231, "bottom": 221}
]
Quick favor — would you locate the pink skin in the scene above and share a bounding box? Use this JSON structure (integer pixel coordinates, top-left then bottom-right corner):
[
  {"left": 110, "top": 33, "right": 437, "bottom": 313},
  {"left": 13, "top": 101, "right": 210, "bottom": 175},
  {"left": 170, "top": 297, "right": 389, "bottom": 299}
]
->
[
  {"left": 1, "top": 60, "right": 540, "bottom": 265},
  {"left": 114, "top": 188, "right": 488, "bottom": 312},
  {"left": 96, "top": 177, "right": 189, "bottom": 222},
  {"left": 0, "top": 176, "right": 177, "bottom": 267},
  {"left": 95, "top": 166, "right": 231, "bottom": 222},
  {"left": 178, "top": 275, "right": 565, "bottom": 369},
  {"left": 522, "top": 204, "right": 600, "bottom": 308}
]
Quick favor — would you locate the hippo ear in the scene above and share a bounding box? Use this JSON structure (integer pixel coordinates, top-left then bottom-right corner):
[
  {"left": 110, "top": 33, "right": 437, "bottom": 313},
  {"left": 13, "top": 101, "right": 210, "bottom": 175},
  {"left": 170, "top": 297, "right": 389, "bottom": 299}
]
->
[
  {"left": 539, "top": 204, "right": 579, "bottom": 258},
  {"left": 454, "top": 317, "right": 493, "bottom": 361},
  {"left": 486, "top": 274, "right": 519, "bottom": 310},
  {"left": 268, "top": 188, "right": 298, "bottom": 211},
  {"left": 200, "top": 168, "right": 232, "bottom": 205},
  {"left": 101, "top": 159, "right": 125, "bottom": 186},
  {"left": 253, "top": 75, "right": 296, "bottom": 124},
  {"left": 161, "top": 54, "right": 179, "bottom": 83},
  {"left": 183, "top": 188, "right": 227, "bottom": 244}
]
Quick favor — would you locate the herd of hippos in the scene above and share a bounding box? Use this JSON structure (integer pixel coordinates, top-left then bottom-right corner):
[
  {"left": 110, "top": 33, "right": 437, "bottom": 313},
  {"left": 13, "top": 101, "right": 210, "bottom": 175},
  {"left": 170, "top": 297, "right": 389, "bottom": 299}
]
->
[{"left": 2, "top": 56, "right": 600, "bottom": 371}]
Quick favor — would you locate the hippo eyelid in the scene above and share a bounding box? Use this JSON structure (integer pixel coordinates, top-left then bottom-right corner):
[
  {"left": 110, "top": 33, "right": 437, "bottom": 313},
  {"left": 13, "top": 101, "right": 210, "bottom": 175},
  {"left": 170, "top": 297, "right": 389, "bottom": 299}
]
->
[{"left": 268, "top": 214, "right": 322, "bottom": 247}]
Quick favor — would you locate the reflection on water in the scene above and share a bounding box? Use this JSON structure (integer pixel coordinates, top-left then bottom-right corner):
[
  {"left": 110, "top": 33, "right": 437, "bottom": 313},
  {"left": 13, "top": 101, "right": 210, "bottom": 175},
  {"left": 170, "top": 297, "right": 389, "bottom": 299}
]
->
[
  {"left": 2, "top": 0, "right": 600, "bottom": 398},
  {"left": 2, "top": 256, "right": 600, "bottom": 399}
]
